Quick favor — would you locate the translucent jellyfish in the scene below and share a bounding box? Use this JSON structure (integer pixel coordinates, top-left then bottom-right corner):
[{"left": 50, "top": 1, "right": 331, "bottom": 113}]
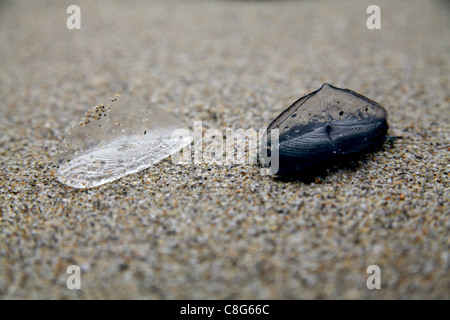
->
[
  {"left": 56, "top": 95, "right": 192, "bottom": 188},
  {"left": 264, "top": 83, "right": 388, "bottom": 176}
]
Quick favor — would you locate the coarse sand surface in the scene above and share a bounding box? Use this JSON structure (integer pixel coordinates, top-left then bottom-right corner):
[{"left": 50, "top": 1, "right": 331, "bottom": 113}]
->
[{"left": 0, "top": 0, "right": 449, "bottom": 299}]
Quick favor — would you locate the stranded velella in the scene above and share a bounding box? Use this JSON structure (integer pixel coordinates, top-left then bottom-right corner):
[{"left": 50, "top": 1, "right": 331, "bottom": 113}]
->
[
  {"left": 265, "top": 83, "right": 388, "bottom": 176},
  {"left": 56, "top": 95, "right": 192, "bottom": 188}
]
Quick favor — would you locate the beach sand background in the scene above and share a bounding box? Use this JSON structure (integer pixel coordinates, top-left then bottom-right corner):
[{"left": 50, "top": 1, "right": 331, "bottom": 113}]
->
[{"left": 0, "top": 0, "right": 449, "bottom": 299}]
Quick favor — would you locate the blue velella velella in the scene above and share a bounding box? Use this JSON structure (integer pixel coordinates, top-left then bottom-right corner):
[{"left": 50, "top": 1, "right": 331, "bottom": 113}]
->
[
  {"left": 56, "top": 95, "right": 192, "bottom": 188},
  {"left": 265, "top": 83, "right": 388, "bottom": 176}
]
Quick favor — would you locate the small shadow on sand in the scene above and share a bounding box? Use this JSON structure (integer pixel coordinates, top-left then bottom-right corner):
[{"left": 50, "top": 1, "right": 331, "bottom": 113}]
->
[{"left": 272, "top": 136, "right": 397, "bottom": 184}]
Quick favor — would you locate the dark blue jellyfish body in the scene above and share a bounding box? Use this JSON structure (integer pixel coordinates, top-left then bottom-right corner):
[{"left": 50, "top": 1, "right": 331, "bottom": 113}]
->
[{"left": 266, "top": 83, "right": 388, "bottom": 176}]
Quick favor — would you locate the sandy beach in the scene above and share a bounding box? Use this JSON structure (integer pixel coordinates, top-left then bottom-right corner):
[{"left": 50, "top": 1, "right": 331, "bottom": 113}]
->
[{"left": 0, "top": 0, "right": 448, "bottom": 299}]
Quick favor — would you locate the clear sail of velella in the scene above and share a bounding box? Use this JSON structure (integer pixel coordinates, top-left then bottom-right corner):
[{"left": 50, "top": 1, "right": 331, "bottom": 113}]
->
[{"left": 56, "top": 95, "right": 192, "bottom": 188}]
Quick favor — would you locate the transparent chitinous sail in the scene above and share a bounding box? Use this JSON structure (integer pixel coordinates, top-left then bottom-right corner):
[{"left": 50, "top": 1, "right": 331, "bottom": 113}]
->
[
  {"left": 56, "top": 95, "right": 192, "bottom": 188},
  {"left": 265, "top": 83, "right": 388, "bottom": 175}
]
